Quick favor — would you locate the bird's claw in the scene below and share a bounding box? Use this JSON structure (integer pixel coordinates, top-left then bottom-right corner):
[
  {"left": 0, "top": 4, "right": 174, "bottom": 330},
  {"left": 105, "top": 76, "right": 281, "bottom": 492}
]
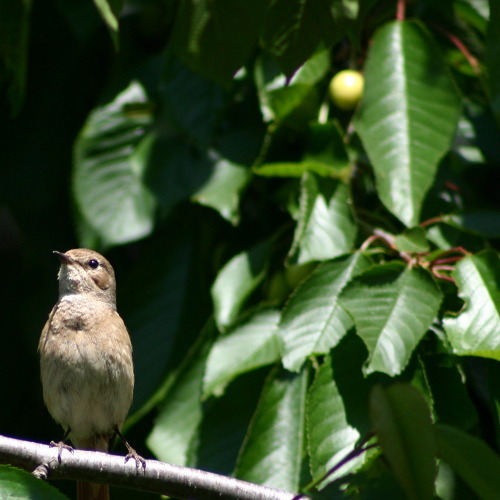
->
[
  {"left": 49, "top": 440, "right": 74, "bottom": 463},
  {"left": 125, "top": 448, "right": 146, "bottom": 472}
]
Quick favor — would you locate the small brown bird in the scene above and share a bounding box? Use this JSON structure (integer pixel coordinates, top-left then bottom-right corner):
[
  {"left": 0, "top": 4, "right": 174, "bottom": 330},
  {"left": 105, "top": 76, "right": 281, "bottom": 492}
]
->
[{"left": 39, "top": 249, "right": 139, "bottom": 500}]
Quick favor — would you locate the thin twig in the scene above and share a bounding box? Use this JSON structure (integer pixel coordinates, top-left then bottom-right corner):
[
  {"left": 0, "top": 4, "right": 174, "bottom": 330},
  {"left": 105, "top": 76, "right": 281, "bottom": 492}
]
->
[{"left": 303, "top": 434, "right": 377, "bottom": 493}]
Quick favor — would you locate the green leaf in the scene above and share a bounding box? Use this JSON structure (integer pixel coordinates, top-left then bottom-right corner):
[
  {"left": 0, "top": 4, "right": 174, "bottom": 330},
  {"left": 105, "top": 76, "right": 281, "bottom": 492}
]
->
[
  {"left": 484, "top": 361, "right": 500, "bottom": 449},
  {"left": 253, "top": 161, "right": 340, "bottom": 178},
  {"left": 171, "top": 0, "right": 265, "bottom": 85},
  {"left": 255, "top": 50, "right": 330, "bottom": 122},
  {"left": 422, "top": 348, "right": 478, "bottom": 430},
  {"left": 444, "top": 211, "right": 500, "bottom": 238},
  {"left": 143, "top": 134, "right": 214, "bottom": 218},
  {"left": 211, "top": 241, "right": 271, "bottom": 330},
  {"left": 235, "top": 367, "right": 308, "bottom": 491},
  {"left": 254, "top": 123, "right": 350, "bottom": 179},
  {"left": 303, "top": 122, "right": 351, "bottom": 175},
  {"left": 161, "top": 55, "right": 228, "bottom": 147},
  {"left": 146, "top": 341, "right": 209, "bottom": 465},
  {"left": 487, "top": 0, "right": 500, "bottom": 125},
  {"left": 355, "top": 20, "right": 461, "bottom": 227},
  {"left": 453, "top": 108, "right": 488, "bottom": 164},
  {"left": 145, "top": 139, "right": 252, "bottom": 225},
  {"left": 0, "top": 465, "right": 69, "bottom": 499},
  {"left": 454, "top": 0, "right": 488, "bottom": 34},
  {"left": 436, "top": 424, "right": 500, "bottom": 500},
  {"left": 393, "top": 226, "right": 430, "bottom": 253},
  {"left": 444, "top": 250, "right": 500, "bottom": 359},
  {"left": 289, "top": 173, "right": 357, "bottom": 264},
  {"left": 0, "top": 0, "right": 31, "bottom": 116},
  {"left": 307, "top": 355, "right": 362, "bottom": 486},
  {"left": 260, "top": 0, "right": 344, "bottom": 76},
  {"left": 369, "top": 384, "right": 436, "bottom": 500},
  {"left": 92, "top": 0, "right": 122, "bottom": 48},
  {"left": 73, "top": 81, "right": 156, "bottom": 248},
  {"left": 340, "top": 264, "right": 442, "bottom": 376},
  {"left": 203, "top": 308, "right": 281, "bottom": 397},
  {"left": 280, "top": 252, "right": 371, "bottom": 372},
  {"left": 192, "top": 158, "right": 251, "bottom": 225},
  {"left": 197, "top": 367, "right": 269, "bottom": 475},
  {"left": 124, "top": 233, "right": 196, "bottom": 414}
]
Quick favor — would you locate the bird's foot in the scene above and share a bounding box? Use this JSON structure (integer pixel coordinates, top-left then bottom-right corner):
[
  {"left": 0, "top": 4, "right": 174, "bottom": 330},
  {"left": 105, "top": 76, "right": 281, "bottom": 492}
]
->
[
  {"left": 124, "top": 445, "right": 146, "bottom": 472},
  {"left": 114, "top": 426, "right": 146, "bottom": 472},
  {"left": 49, "top": 440, "right": 74, "bottom": 463}
]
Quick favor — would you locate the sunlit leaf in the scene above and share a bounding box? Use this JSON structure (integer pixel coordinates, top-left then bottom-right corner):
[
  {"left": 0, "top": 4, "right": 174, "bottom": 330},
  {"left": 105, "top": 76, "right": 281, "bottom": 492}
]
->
[
  {"left": 444, "top": 250, "right": 500, "bottom": 359},
  {"left": 280, "top": 252, "right": 371, "bottom": 372},
  {"left": 211, "top": 241, "right": 271, "bottom": 329},
  {"left": 203, "top": 308, "right": 281, "bottom": 397},
  {"left": 355, "top": 20, "right": 461, "bottom": 226},
  {"left": 340, "top": 264, "right": 442, "bottom": 376},
  {"left": 307, "top": 355, "right": 362, "bottom": 486},
  {"left": 394, "top": 227, "right": 430, "bottom": 253},
  {"left": 235, "top": 367, "right": 308, "bottom": 491},
  {"left": 192, "top": 158, "right": 251, "bottom": 224},
  {"left": 73, "top": 81, "right": 155, "bottom": 248},
  {"left": 146, "top": 342, "right": 209, "bottom": 465},
  {"left": 92, "top": 0, "right": 122, "bottom": 48},
  {"left": 370, "top": 384, "right": 436, "bottom": 500},
  {"left": 255, "top": 50, "right": 330, "bottom": 122},
  {"left": 0, "top": 466, "right": 68, "bottom": 499},
  {"left": 254, "top": 121, "right": 350, "bottom": 179},
  {"left": 253, "top": 162, "right": 342, "bottom": 178},
  {"left": 289, "top": 173, "right": 357, "bottom": 264}
]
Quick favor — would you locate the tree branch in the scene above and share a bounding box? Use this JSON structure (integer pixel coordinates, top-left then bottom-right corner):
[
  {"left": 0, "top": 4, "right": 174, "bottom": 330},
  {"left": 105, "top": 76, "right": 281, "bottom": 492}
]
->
[{"left": 0, "top": 435, "right": 300, "bottom": 500}]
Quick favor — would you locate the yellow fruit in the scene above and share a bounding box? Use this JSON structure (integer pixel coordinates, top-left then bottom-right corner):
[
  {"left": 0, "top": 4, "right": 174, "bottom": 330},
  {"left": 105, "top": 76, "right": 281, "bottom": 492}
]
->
[{"left": 329, "top": 70, "right": 364, "bottom": 111}]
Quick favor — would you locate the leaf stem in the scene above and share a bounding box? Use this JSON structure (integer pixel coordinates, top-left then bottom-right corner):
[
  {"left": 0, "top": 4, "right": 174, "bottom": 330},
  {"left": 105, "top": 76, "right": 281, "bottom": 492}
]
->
[
  {"left": 429, "top": 23, "right": 481, "bottom": 76},
  {"left": 432, "top": 265, "right": 455, "bottom": 272},
  {"left": 432, "top": 256, "right": 463, "bottom": 266},
  {"left": 396, "top": 0, "right": 406, "bottom": 21},
  {"left": 431, "top": 270, "right": 455, "bottom": 283},
  {"left": 420, "top": 216, "right": 445, "bottom": 228}
]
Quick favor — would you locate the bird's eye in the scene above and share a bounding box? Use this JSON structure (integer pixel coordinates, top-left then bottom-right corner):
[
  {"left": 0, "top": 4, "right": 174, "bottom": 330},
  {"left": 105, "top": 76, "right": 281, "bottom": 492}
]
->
[{"left": 88, "top": 259, "right": 99, "bottom": 269}]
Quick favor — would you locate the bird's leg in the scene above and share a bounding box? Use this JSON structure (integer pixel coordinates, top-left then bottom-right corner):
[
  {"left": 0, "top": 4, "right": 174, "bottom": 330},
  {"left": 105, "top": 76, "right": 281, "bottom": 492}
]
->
[
  {"left": 114, "top": 427, "right": 146, "bottom": 471},
  {"left": 49, "top": 428, "right": 74, "bottom": 462}
]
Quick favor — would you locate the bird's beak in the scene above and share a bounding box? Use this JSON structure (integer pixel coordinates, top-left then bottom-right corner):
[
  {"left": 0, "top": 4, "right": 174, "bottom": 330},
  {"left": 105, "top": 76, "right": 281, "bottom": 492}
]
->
[{"left": 53, "top": 251, "right": 75, "bottom": 264}]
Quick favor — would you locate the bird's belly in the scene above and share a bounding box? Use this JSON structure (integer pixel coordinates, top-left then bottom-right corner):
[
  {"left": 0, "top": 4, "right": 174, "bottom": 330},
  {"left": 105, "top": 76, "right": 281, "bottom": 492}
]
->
[{"left": 40, "top": 334, "right": 133, "bottom": 440}]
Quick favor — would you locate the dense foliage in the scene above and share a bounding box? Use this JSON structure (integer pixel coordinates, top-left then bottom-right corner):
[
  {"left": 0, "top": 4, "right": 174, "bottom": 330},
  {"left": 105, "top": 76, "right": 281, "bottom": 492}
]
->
[{"left": 1, "top": 0, "right": 500, "bottom": 498}]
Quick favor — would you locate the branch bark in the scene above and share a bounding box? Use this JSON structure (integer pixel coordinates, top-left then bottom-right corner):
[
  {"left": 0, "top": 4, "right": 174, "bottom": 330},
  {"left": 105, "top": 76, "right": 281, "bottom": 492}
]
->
[{"left": 0, "top": 435, "right": 302, "bottom": 500}]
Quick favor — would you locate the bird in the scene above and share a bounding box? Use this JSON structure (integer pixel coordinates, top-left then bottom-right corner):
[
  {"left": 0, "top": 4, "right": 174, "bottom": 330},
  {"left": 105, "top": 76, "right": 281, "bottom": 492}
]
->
[{"left": 39, "top": 248, "right": 142, "bottom": 500}]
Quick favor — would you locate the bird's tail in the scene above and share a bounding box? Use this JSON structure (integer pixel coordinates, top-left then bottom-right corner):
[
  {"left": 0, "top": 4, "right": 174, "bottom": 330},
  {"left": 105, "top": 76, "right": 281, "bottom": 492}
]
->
[
  {"left": 74, "top": 435, "right": 110, "bottom": 500},
  {"left": 77, "top": 481, "right": 109, "bottom": 500}
]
